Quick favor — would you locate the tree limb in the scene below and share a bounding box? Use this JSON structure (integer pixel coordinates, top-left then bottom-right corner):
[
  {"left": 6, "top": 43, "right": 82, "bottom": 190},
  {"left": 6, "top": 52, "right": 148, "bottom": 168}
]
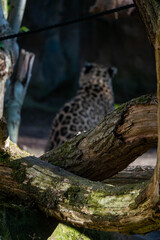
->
[
  {"left": 41, "top": 94, "right": 157, "bottom": 181},
  {"left": 0, "top": 94, "right": 159, "bottom": 234},
  {"left": 0, "top": 139, "right": 159, "bottom": 234}
]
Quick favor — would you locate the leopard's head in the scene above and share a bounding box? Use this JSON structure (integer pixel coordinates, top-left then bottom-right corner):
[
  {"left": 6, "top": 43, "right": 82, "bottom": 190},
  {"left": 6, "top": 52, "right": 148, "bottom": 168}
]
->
[{"left": 79, "top": 62, "right": 117, "bottom": 89}]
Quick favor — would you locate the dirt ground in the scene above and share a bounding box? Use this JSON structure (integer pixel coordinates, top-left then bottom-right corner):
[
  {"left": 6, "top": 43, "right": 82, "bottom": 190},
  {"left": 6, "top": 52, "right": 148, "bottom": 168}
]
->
[{"left": 18, "top": 107, "right": 54, "bottom": 157}]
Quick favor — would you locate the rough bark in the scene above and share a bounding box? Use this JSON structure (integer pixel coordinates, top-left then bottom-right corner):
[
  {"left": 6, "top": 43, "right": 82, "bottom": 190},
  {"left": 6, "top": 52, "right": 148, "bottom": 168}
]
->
[
  {"left": 48, "top": 224, "right": 90, "bottom": 240},
  {"left": 133, "top": 0, "right": 160, "bottom": 46},
  {"left": 41, "top": 94, "right": 157, "bottom": 181},
  {"left": 0, "top": 96, "right": 159, "bottom": 234},
  {"left": 0, "top": 133, "right": 159, "bottom": 234},
  {"left": 151, "top": 19, "right": 160, "bottom": 212}
]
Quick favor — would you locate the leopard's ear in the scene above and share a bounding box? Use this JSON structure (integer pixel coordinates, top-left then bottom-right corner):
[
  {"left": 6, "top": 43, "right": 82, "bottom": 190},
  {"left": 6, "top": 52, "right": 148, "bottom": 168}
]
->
[
  {"left": 84, "top": 62, "right": 93, "bottom": 74},
  {"left": 108, "top": 67, "right": 118, "bottom": 78}
]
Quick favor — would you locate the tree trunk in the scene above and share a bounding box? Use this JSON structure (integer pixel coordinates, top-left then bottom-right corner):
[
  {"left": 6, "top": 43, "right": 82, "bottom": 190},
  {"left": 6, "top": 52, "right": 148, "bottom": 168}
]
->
[
  {"left": 0, "top": 1, "right": 18, "bottom": 118},
  {"left": 4, "top": 49, "right": 35, "bottom": 143},
  {"left": 133, "top": 0, "right": 160, "bottom": 46},
  {"left": 1, "top": 0, "right": 8, "bottom": 19},
  {"left": 41, "top": 94, "right": 157, "bottom": 181},
  {"left": 0, "top": 49, "right": 13, "bottom": 119},
  {"left": 8, "top": 0, "right": 27, "bottom": 33}
]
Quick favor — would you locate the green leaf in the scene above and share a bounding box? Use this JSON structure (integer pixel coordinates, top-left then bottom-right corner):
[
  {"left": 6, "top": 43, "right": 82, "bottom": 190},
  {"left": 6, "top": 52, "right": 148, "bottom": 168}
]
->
[
  {"left": 20, "top": 26, "right": 30, "bottom": 33},
  {"left": 114, "top": 104, "right": 120, "bottom": 109}
]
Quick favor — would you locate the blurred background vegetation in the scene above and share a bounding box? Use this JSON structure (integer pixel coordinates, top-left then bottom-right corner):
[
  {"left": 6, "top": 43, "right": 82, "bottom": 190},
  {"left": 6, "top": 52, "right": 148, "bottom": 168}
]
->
[{"left": 20, "top": 0, "right": 156, "bottom": 104}]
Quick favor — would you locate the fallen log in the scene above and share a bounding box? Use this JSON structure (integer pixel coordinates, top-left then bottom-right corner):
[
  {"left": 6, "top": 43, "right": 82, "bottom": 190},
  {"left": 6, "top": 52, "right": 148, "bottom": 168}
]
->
[{"left": 0, "top": 140, "right": 160, "bottom": 234}]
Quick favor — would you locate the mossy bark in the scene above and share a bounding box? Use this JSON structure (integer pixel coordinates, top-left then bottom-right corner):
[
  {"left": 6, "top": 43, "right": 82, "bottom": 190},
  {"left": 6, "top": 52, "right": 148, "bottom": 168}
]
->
[
  {"left": 48, "top": 224, "right": 90, "bottom": 240},
  {"left": 48, "top": 223, "right": 119, "bottom": 240},
  {"left": 41, "top": 94, "right": 157, "bottom": 181},
  {"left": 0, "top": 116, "right": 160, "bottom": 234}
]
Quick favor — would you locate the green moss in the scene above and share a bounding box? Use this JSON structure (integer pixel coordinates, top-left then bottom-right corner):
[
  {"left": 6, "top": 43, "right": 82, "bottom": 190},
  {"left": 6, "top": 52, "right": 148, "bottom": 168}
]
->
[
  {"left": 0, "top": 151, "right": 10, "bottom": 164},
  {"left": 131, "top": 94, "right": 153, "bottom": 105},
  {"left": 115, "top": 94, "right": 153, "bottom": 112},
  {"left": 64, "top": 185, "right": 81, "bottom": 205},
  {"left": 49, "top": 140, "right": 76, "bottom": 165},
  {"left": 0, "top": 151, "right": 26, "bottom": 184},
  {"left": 10, "top": 160, "right": 26, "bottom": 183},
  {"left": 37, "top": 189, "right": 58, "bottom": 209},
  {"left": 50, "top": 223, "right": 91, "bottom": 240}
]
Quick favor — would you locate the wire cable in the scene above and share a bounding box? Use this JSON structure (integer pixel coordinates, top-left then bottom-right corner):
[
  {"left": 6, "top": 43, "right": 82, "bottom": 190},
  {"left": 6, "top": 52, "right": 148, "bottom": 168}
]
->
[{"left": 0, "top": 3, "right": 134, "bottom": 41}]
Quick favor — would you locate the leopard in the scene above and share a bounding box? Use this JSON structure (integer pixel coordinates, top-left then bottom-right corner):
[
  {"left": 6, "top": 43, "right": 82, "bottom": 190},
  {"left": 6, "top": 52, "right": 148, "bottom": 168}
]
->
[{"left": 46, "top": 62, "right": 117, "bottom": 151}]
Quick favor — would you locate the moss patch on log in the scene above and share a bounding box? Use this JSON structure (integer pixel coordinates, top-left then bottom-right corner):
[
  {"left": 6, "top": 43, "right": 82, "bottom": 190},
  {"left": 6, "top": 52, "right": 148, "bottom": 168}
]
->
[
  {"left": 48, "top": 223, "right": 91, "bottom": 240},
  {"left": 0, "top": 149, "right": 26, "bottom": 184}
]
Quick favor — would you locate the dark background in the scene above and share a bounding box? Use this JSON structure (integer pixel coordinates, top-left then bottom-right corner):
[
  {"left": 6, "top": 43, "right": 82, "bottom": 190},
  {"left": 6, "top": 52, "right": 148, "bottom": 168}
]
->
[{"left": 17, "top": 0, "right": 156, "bottom": 155}]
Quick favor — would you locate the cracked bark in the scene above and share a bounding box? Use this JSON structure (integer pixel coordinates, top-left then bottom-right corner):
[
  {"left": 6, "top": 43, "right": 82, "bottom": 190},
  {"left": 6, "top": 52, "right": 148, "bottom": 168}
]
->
[
  {"left": 0, "top": 125, "right": 159, "bottom": 234},
  {"left": 41, "top": 94, "right": 157, "bottom": 181}
]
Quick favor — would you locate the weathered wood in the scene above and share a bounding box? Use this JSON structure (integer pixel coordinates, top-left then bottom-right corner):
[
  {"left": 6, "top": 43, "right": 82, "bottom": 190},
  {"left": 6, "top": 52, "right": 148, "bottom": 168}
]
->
[
  {"left": 0, "top": 98, "right": 159, "bottom": 234},
  {"left": 42, "top": 94, "right": 157, "bottom": 181},
  {"left": 0, "top": 79, "right": 6, "bottom": 119},
  {"left": 104, "top": 166, "right": 155, "bottom": 184},
  {"left": 4, "top": 49, "right": 35, "bottom": 143},
  {"left": 48, "top": 224, "right": 90, "bottom": 240},
  {"left": 147, "top": 20, "right": 160, "bottom": 206},
  {"left": 0, "top": 138, "right": 159, "bottom": 234}
]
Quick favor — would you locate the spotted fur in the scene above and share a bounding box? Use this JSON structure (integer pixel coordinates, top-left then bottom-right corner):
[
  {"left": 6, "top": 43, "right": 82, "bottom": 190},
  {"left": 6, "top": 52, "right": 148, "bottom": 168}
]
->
[{"left": 46, "top": 62, "right": 117, "bottom": 151}]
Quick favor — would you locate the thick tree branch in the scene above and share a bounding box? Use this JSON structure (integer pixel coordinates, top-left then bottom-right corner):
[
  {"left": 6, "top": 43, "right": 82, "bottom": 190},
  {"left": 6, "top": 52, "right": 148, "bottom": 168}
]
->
[
  {"left": 0, "top": 95, "right": 159, "bottom": 234},
  {"left": 41, "top": 94, "right": 157, "bottom": 181},
  {"left": 0, "top": 138, "right": 159, "bottom": 234}
]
